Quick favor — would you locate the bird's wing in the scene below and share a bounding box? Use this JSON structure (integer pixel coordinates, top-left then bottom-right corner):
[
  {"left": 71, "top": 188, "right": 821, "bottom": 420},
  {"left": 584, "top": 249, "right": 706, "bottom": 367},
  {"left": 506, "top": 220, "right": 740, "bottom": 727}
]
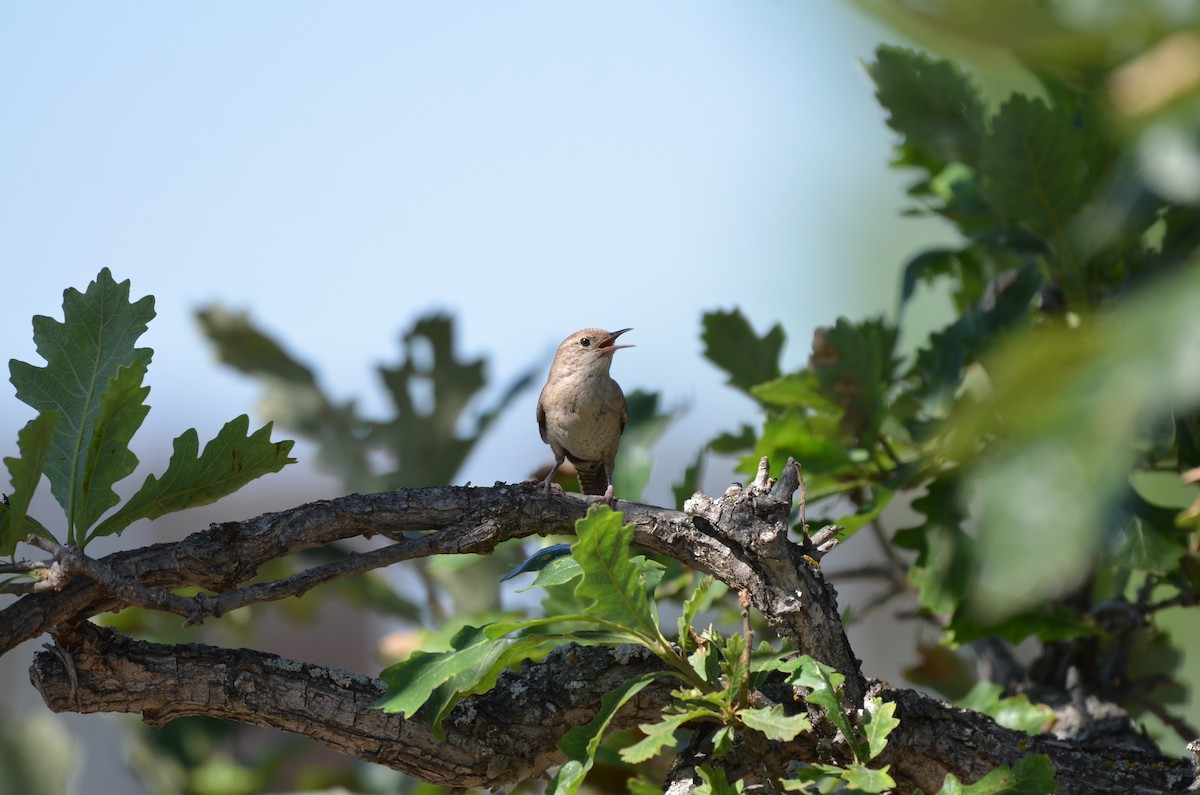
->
[{"left": 536, "top": 397, "right": 549, "bottom": 444}]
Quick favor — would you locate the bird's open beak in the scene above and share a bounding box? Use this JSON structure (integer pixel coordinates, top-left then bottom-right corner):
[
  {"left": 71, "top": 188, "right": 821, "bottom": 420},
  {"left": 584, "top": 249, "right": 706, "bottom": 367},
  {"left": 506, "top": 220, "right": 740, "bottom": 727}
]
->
[{"left": 597, "top": 327, "right": 634, "bottom": 356}]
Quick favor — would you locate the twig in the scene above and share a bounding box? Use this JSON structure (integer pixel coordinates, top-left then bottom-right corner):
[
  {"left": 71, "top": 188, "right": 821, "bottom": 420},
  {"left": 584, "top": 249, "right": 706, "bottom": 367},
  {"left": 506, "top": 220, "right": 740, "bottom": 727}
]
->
[
  {"left": 24, "top": 536, "right": 207, "bottom": 619},
  {"left": 0, "top": 558, "right": 51, "bottom": 574}
]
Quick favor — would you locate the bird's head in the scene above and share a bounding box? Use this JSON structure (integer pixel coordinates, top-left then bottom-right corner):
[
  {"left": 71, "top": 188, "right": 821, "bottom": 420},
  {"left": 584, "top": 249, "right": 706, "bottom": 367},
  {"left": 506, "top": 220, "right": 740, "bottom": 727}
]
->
[{"left": 552, "top": 327, "right": 633, "bottom": 375}]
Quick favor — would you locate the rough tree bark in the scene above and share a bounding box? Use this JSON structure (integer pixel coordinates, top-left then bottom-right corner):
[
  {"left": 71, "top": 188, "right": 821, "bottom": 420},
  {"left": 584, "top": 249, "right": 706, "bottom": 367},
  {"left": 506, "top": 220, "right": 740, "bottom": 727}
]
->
[{"left": 2, "top": 459, "right": 1197, "bottom": 793}]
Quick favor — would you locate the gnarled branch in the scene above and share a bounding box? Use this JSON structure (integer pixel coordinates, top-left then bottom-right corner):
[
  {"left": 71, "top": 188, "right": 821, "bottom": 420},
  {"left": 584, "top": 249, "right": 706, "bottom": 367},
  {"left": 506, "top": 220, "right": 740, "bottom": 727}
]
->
[{"left": 6, "top": 463, "right": 1196, "bottom": 793}]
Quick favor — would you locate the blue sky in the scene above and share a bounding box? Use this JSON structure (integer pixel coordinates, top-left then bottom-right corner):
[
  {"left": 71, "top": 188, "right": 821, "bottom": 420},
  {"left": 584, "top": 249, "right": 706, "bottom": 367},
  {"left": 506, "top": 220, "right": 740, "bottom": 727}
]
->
[{"left": 2, "top": 2, "right": 949, "bottom": 521}]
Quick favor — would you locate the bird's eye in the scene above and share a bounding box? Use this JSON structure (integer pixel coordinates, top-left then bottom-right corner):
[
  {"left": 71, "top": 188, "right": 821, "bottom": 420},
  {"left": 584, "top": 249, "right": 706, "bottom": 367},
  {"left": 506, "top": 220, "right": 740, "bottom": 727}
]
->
[{"left": 579, "top": 337, "right": 592, "bottom": 348}]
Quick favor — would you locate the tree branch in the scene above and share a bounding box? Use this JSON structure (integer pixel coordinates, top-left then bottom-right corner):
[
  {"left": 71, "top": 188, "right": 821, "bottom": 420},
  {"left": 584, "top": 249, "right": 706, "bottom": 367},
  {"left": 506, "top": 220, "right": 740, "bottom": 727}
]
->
[
  {"left": 1, "top": 465, "right": 863, "bottom": 699},
  {"left": 30, "top": 622, "right": 675, "bottom": 790},
  {"left": 7, "top": 466, "right": 1195, "bottom": 792}
]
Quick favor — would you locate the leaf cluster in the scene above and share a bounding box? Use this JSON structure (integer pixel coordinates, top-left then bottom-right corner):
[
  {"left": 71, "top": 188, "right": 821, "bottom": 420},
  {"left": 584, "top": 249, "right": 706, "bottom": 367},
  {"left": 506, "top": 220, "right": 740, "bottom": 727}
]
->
[
  {"left": 2, "top": 269, "right": 294, "bottom": 559},
  {"left": 379, "top": 506, "right": 920, "bottom": 793},
  {"left": 691, "top": 37, "right": 1200, "bottom": 748}
]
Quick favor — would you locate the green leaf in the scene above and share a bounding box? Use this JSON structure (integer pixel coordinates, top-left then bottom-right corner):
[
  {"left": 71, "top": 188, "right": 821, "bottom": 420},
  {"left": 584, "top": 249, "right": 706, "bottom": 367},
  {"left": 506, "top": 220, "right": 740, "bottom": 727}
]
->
[
  {"left": 809, "top": 318, "right": 899, "bottom": 446},
  {"left": 688, "top": 643, "right": 720, "bottom": 685},
  {"left": 711, "top": 725, "right": 734, "bottom": 758},
  {"left": 979, "top": 94, "right": 1090, "bottom": 254},
  {"left": 868, "top": 46, "right": 985, "bottom": 172},
  {"left": 671, "top": 445, "right": 706, "bottom": 510},
  {"left": 548, "top": 672, "right": 665, "bottom": 795},
  {"left": 197, "top": 305, "right": 378, "bottom": 492},
  {"left": 722, "top": 632, "right": 752, "bottom": 705},
  {"left": 1, "top": 412, "right": 60, "bottom": 555},
  {"left": 376, "top": 625, "right": 556, "bottom": 728},
  {"left": 862, "top": 698, "right": 900, "bottom": 761},
  {"left": 678, "top": 576, "right": 716, "bottom": 653},
  {"left": 783, "top": 656, "right": 861, "bottom": 761},
  {"left": 572, "top": 506, "right": 661, "bottom": 643},
  {"left": 75, "top": 354, "right": 151, "bottom": 533},
  {"left": 899, "top": 247, "right": 961, "bottom": 310},
  {"left": 842, "top": 762, "right": 896, "bottom": 793},
  {"left": 696, "top": 765, "right": 743, "bottom": 795},
  {"left": 90, "top": 415, "right": 295, "bottom": 540},
  {"left": 621, "top": 708, "right": 714, "bottom": 764},
  {"left": 957, "top": 682, "right": 1052, "bottom": 735},
  {"left": 832, "top": 485, "right": 893, "bottom": 540},
  {"left": 500, "top": 543, "right": 574, "bottom": 584},
  {"left": 894, "top": 479, "right": 972, "bottom": 617},
  {"left": 709, "top": 424, "right": 756, "bottom": 455},
  {"left": 9, "top": 268, "right": 155, "bottom": 544},
  {"left": 953, "top": 266, "right": 1200, "bottom": 620},
  {"left": 784, "top": 763, "right": 844, "bottom": 790},
  {"left": 747, "top": 408, "right": 854, "bottom": 480},
  {"left": 737, "top": 704, "right": 812, "bottom": 742},
  {"left": 195, "top": 305, "right": 319, "bottom": 385},
  {"left": 372, "top": 314, "right": 535, "bottom": 488},
  {"left": 934, "top": 754, "right": 1056, "bottom": 795},
  {"left": 948, "top": 604, "right": 1097, "bottom": 646},
  {"left": 627, "top": 775, "right": 663, "bottom": 795},
  {"left": 750, "top": 372, "right": 842, "bottom": 414},
  {"left": 614, "top": 390, "right": 676, "bottom": 502},
  {"left": 701, "top": 309, "right": 784, "bottom": 394},
  {"left": 522, "top": 553, "right": 583, "bottom": 590},
  {"left": 483, "top": 614, "right": 634, "bottom": 642}
]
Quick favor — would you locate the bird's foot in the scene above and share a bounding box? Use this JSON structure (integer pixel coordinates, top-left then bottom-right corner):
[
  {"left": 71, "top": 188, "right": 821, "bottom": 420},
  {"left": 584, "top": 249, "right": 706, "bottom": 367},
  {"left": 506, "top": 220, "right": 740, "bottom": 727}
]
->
[{"left": 599, "top": 484, "right": 615, "bottom": 505}]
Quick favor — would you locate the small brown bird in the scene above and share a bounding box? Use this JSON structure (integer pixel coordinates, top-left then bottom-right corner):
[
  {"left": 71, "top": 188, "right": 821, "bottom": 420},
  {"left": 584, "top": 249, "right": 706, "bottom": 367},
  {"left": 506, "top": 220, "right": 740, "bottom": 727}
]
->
[{"left": 537, "top": 328, "right": 632, "bottom": 503}]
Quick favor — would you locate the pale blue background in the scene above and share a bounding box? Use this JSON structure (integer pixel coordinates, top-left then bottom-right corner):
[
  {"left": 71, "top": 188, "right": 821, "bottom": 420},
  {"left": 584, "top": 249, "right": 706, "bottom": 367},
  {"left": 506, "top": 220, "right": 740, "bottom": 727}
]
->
[{"left": 2, "top": 2, "right": 947, "bottom": 504}]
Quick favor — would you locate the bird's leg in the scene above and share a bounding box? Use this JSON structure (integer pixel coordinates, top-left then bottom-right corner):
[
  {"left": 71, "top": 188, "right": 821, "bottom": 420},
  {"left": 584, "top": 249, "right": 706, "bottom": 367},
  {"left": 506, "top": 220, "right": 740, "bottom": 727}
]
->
[
  {"left": 599, "top": 462, "right": 615, "bottom": 505},
  {"left": 541, "top": 455, "right": 564, "bottom": 494}
]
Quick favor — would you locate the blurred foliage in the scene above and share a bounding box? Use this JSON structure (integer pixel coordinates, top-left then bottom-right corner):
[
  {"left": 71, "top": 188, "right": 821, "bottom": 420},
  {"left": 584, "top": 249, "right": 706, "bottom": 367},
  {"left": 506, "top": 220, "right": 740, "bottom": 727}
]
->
[
  {"left": 681, "top": 0, "right": 1200, "bottom": 754},
  {"left": 197, "top": 308, "right": 536, "bottom": 494},
  {"left": 0, "top": 712, "right": 75, "bottom": 795}
]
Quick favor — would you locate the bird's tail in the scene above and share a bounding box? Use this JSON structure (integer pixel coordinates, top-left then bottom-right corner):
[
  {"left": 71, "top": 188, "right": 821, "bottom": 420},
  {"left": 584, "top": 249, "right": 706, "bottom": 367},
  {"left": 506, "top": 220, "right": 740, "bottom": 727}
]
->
[{"left": 574, "top": 460, "right": 611, "bottom": 496}]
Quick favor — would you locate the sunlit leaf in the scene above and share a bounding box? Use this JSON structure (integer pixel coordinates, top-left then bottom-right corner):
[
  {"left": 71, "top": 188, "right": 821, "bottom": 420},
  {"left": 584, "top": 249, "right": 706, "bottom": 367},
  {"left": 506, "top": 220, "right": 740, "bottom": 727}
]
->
[
  {"left": 841, "top": 762, "right": 896, "bottom": 794},
  {"left": 548, "top": 673, "right": 665, "bottom": 795},
  {"left": 737, "top": 704, "right": 812, "bottom": 742},
  {"left": 958, "top": 682, "right": 1053, "bottom": 735},
  {"left": 862, "top": 698, "right": 900, "bottom": 760},
  {"left": 376, "top": 624, "right": 557, "bottom": 732},
  {"left": 572, "top": 506, "right": 661, "bottom": 643},
  {"left": 621, "top": 708, "right": 713, "bottom": 764},
  {"left": 782, "top": 656, "right": 861, "bottom": 761}
]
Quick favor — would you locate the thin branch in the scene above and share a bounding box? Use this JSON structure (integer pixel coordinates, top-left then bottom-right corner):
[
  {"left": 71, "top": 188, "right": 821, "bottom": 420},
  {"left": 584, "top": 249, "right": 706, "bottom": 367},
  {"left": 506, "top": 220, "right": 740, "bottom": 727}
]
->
[
  {"left": 24, "top": 536, "right": 206, "bottom": 618},
  {"left": 0, "top": 558, "right": 50, "bottom": 575}
]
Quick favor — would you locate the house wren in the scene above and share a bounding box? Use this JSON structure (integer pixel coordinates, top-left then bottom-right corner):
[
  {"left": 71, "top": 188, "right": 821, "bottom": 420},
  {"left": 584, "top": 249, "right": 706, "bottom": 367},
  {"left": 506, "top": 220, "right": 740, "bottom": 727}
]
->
[{"left": 537, "top": 327, "right": 633, "bottom": 503}]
